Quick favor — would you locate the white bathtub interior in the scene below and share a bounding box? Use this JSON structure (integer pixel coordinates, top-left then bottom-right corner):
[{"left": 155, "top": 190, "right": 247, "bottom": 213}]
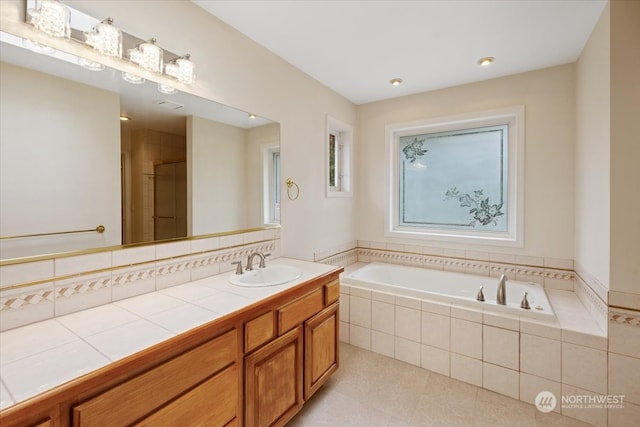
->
[{"left": 342, "top": 262, "right": 555, "bottom": 321}]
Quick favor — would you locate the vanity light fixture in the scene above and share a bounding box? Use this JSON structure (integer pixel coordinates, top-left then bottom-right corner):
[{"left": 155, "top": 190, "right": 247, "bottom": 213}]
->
[
  {"left": 78, "top": 57, "right": 105, "bottom": 71},
  {"left": 27, "top": 0, "right": 71, "bottom": 39},
  {"left": 164, "top": 54, "right": 195, "bottom": 85},
  {"left": 127, "top": 38, "right": 163, "bottom": 73},
  {"left": 21, "top": 38, "right": 56, "bottom": 55},
  {"left": 390, "top": 78, "right": 403, "bottom": 86},
  {"left": 122, "top": 72, "right": 145, "bottom": 84},
  {"left": 84, "top": 18, "right": 123, "bottom": 58},
  {"left": 157, "top": 83, "right": 178, "bottom": 95},
  {"left": 478, "top": 56, "right": 495, "bottom": 66}
]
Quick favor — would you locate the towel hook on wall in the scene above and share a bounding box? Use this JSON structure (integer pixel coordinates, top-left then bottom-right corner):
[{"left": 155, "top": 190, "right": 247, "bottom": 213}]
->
[{"left": 286, "top": 178, "right": 300, "bottom": 200}]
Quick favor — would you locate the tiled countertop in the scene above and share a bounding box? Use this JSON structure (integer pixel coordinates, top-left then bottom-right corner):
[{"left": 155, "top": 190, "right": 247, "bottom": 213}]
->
[{"left": 0, "top": 258, "right": 337, "bottom": 410}]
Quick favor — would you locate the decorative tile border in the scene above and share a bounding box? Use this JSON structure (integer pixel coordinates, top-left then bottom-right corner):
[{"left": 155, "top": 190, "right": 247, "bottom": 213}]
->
[
  {"left": 355, "top": 247, "right": 575, "bottom": 286},
  {"left": 0, "top": 237, "right": 278, "bottom": 330},
  {"left": 317, "top": 248, "right": 358, "bottom": 267},
  {"left": 609, "top": 310, "right": 640, "bottom": 327},
  {"left": 575, "top": 274, "right": 609, "bottom": 332},
  {"left": 0, "top": 285, "right": 54, "bottom": 311}
]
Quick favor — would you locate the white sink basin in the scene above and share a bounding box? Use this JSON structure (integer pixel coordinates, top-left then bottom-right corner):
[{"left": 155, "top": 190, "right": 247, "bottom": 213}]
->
[{"left": 229, "top": 265, "right": 303, "bottom": 287}]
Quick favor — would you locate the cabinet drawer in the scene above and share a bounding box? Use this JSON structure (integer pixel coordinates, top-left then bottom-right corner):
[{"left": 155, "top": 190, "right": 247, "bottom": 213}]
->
[
  {"left": 324, "top": 279, "right": 340, "bottom": 305},
  {"left": 73, "top": 329, "right": 237, "bottom": 426},
  {"left": 245, "top": 311, "right": 275, "bottom": 353},
  {"left": 135, "top": 364, "right": 238, "bottom": 427},
  {"left": 278, "top": 288, "right": 324, "bottom": 335}
]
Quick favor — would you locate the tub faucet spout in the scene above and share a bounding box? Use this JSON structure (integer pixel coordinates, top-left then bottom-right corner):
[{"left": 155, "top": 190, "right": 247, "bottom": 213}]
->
[{"left": 497, "top": 274, "right": 507, "bottom": 305}]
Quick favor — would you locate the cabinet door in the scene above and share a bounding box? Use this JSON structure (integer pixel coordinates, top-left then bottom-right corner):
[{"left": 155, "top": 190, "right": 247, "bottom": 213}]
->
[
  {"left": 304, "top": 302, "right": 339, "bottom": 400},
  {"left": 134, "top": 364, "right": 237, "bottom": 427},
  {"left": 244, "top": 326, "right": 303, "bottom": 427}
]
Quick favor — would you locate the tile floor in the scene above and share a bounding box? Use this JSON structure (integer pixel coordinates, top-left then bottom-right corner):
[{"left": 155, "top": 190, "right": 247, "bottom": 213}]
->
[{"left": 288, "top": 344, "right": 592, "bottom": 427}]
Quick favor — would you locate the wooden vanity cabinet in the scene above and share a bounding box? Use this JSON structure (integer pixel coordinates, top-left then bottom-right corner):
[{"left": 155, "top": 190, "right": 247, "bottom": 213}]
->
[
  {"left": 244, "top": 274, "right": 341, "bottom": 426},
  {"left": 244, "top": 327, "right": 304, "bottom": 427},
  {"left": 304, "top": 302, "right": 339, "bottom": 399},
  {"left": 73, "top": 329, "right": 238, "bottom": 427}
]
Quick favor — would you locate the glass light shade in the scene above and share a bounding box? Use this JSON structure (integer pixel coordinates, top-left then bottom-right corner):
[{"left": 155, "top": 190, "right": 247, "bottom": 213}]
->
[
  {"left": 128, "top": 39, "right": 163, "bottom": 73},
  {"left": 78, "top": 57, "right": 105, "bottom": 71},
  {"left": 22, "top": 38, "right": 56, "bottom": 55},
  {"left": 85, "top": 18, "right": 123, "bottom": 58},
  {"left": 28, "top": 0, "right": 71, "bottom": 39},
  {"left": 122, "top": 72, "right": 145, "bottom": 84},
  {"left": 157, "top": 83, "right": 178, "bottom": 95},
  {"left": 165, "top": 55, "right": 195, "bottom": 85}
]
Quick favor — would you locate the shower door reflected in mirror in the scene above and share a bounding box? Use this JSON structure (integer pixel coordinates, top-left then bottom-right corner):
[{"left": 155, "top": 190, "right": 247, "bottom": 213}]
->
[{"left": 153, "top": 161, "right": 187, "bottom": 241}]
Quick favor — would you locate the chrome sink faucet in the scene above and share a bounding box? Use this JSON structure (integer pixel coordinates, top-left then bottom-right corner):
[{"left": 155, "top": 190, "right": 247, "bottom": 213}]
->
[
  {"left": 246, "top": 251, "right": 271, "bottom": 271},
  {"left": 497, "top": 274, "right": 507, "bottom": 305}
]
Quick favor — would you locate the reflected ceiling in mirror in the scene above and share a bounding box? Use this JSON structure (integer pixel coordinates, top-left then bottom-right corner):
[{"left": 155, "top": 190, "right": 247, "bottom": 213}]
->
[{"left": 0, "top": 30, "right": 280, "bottom": 262}]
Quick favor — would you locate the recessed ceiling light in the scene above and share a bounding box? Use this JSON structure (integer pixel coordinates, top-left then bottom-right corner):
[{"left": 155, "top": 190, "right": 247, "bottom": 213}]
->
[
  {"left": 390, "top": 78, "right": 403, "bottom": 86},
  {"left": 248, "top": 113, "right": 256, "bottom": 119},
  {"left": 478, "top": 57, "right": 495, "bottom": 66},
  {"left": 119, "top": 115, "right": 130, "bottom": 121}
]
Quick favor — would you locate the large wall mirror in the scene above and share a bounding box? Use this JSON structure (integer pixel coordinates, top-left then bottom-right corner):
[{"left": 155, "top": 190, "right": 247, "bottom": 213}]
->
[{"left": 0, "top": 30, "right": 280, "bottom": 262}]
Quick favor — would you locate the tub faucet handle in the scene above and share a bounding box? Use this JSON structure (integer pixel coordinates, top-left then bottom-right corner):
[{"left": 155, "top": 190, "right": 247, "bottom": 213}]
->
[
  {"left": 476, "top": 286, "right": 485, "bottom": 302},
  {"left": 521, "top": 291, "right": 531, "bottom": 310}
]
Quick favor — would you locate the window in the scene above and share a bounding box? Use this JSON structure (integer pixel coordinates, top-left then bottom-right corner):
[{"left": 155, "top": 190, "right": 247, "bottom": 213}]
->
[
  {"left": 263, "top": 145, "right": 280, "bottom": 224},
  {"left": 386, "top": 106, "right": 524, "bottom": 246},
  {"left": 326, "top": 115, "right": 353, "bottom": 197}
]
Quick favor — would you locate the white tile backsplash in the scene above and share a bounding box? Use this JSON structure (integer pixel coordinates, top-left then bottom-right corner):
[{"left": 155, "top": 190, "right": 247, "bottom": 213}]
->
[
  {"left": 54, "top": 252, "right": 111, "bottom": 277},
  {"left": 608, "top": 352, "right": 640, "bottom": 405},
  {"left": 450, "top": 353, "right": 482, "bottom": 387},
  {"left": 350, "top": 295, "right": 372, "bottom": 328},
  {"left": 451, "top": 318, "right": 482, "bottom": 359},
  {"left": 421, "top": 311, "right": 450, "bottom": 350},
  {"left": 520, "top": 334, "right": 561, "bottom": 381},
  {"left": 395, "top": 306, "right": 421, "bottom": 342},
  {"left": 372, "top": 300, "right": 394, "bottom": 334},
  {"left": 562, "top": 342, "right": 608, "bottom": 394},
  {"left": 519, "top": 372, "right": 561, "bottom": 413},
  {"left": 421, "top": 344, "right": 449, "bottom": 376},
  {"left": 483, "top": 325, "right": 519, "bottom": 370},
  {"left": 371, "top": 330, "right": 395, "bottom": 358},
  {"left": 609, "top": 320, "right": 640, "bottom": 358},
  {"left": 394, "top": 337, "right": 420, "bottom": 366},
  {"left": 0, "top": 260, "right": 53, "bottom": 287},
  {"left": 482, "top": 362, "right": 519, "bottom": 399}
]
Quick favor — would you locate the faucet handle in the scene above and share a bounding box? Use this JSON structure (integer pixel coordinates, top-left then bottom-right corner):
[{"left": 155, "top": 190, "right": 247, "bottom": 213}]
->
[
  {"left": 259, "top": 252, "right": 271, "bottom": 268},
  {"left": 231, "top": 260, "right": 243, "bottom": 275}
]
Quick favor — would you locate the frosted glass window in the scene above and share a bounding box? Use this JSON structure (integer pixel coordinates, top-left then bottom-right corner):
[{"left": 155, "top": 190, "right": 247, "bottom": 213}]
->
[
  {"left": 399, "top": 125, "right": 508, "bottom": 232},
  {"left": 386, "top": 106, "right": 524, "bottom": 247}
]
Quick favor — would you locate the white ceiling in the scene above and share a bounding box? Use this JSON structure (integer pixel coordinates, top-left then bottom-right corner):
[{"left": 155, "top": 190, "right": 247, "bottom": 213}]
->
[{"left": 193, "top": 0, "right": 607, "bottom": 105}]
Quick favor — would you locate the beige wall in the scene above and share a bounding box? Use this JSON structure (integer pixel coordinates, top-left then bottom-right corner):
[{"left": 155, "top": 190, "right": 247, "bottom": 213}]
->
[
  {"left": 0, "top": 62, "right": 121, "bottom": 258},
  {"left": 609, "top": 0, "right": 640, "bottom": 297},
  {"left": 356, "top": 65, "right": 576, "bottom": 259},
  {"left": 188, "top": 116, "right": 248, "bottom": 235},
  {"left": 575, "top": 3, "right": 611, "bottom": 291}
]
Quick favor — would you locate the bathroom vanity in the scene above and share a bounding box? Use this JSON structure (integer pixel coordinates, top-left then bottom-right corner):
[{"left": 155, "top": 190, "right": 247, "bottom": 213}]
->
[{"left": 0, "top": 260, "right": 342, "bottom": 427}]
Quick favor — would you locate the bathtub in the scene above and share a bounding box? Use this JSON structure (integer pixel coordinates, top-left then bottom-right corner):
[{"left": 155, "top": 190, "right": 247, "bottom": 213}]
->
[{"left": 342, "top": 262, "right": 555, "bottom": 321}]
